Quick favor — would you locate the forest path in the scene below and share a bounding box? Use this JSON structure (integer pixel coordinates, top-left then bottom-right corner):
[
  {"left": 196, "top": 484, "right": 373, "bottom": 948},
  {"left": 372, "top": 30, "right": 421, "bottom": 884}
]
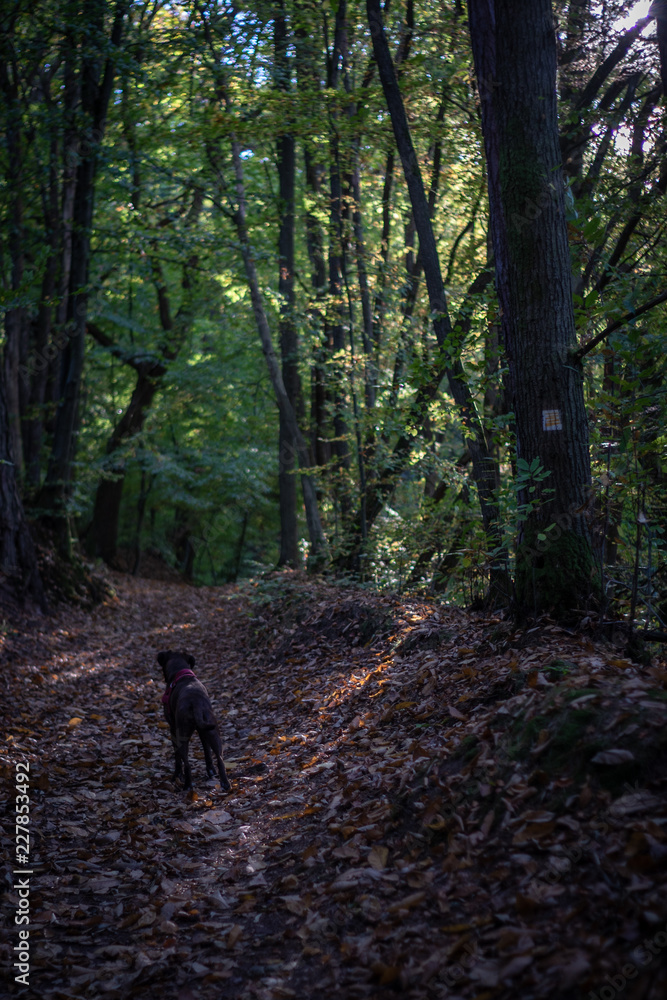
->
[{"left": 3, "top": 573, "right": 667, "bottom": 1000}]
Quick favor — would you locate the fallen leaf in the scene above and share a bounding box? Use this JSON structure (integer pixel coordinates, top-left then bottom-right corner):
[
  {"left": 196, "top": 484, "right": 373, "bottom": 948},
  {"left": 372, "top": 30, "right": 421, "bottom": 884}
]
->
[{"left": 590, "top": 749, "right": 635, "bottom": 764}]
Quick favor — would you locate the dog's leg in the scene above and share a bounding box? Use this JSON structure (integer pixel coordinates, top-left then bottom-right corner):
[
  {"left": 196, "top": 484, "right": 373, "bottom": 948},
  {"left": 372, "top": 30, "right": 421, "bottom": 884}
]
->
[
  {"left": 216, "top": 753, "right": 231, "bottom": 792},
  {"left": 199, "top": 727, "right": 223, "bottom": 784},
  {"left": 171, "top": 736, "right": 182, "bottom": 782},
  {"left": 200, "top": 728, "right": 231, "bottom": 791},
  {"left": 180, "top": 741, "right": 192, "bottom": 790},
  {"left": 210, "top": 731, "right": 231, "bottom": 792},
  {"left": 201, "top": 735, "right": 215, "bottom": 778}
]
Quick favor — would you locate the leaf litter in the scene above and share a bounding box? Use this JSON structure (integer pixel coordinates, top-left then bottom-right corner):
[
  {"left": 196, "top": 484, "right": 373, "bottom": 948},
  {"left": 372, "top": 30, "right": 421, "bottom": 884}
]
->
[{"left": 2, "top": 570, "right": 667, "bottom": 999}]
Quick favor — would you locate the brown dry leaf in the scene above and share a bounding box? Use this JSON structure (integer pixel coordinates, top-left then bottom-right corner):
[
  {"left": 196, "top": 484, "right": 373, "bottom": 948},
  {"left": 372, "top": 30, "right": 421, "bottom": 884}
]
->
[
  {"left": 368, "top": 846, "right": 389, "bottom": 870},
  {"left": 590, "top": 748, "right": 635, "bottom": 764},
  {"left": 387, "top": 891, "right": 426, "bottom": 912},
  {"left": 226, "top": 924, "right": 243, "bottom": 949},
  {"left": 512, "top": 821, "right": 556, "bottom": 843},
  {"left": 500, "top": 954, "right": 533, "bottom": 981},
  {"left": 370, "top": 961, "right": 401, "bottom": 985},
  {"left": 173, "top": 820, "right": 196, "bottom": 833},
  {"left": 135, "top": 907, "right": 157, "bottom": 928},
  {"left": 447, "top": 704, "right": 468, "bottom": 720}
]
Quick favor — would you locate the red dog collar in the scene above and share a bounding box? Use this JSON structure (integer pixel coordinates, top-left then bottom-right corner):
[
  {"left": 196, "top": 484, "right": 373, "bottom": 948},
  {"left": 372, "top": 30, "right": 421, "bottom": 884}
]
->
[{"left": 161, "top": 668, "right": 196, "bottom": 719}]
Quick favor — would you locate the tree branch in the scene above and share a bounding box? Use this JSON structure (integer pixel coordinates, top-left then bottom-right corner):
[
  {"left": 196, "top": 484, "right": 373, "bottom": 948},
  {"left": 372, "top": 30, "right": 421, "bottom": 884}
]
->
[
  {"left": 574, "top": 16, "right": 651, "bottom": 111},
  {"left": 86, "top": 322, "right": 166, "bottom": 377},
  {"left": 571, "top": 289, "right": 667, "bottom": 362}
]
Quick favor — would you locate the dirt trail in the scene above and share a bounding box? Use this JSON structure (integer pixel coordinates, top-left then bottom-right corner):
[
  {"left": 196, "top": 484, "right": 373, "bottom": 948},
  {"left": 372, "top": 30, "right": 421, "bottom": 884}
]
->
[{"left": 2, "top": 573, "right": 667, "bottom": 1000}]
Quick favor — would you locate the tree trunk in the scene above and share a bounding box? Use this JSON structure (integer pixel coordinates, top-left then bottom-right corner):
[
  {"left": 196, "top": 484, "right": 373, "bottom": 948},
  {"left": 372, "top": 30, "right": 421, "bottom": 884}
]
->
[
  {"left": 2, "top": 110, "right": 26, "bottom": 478},
  {"left": 87, "top": 350, "right": 164, "bottom": 562},
  {"left": 366, "top": 0, "right": 508, "bottom": 601},
  {"left": 372, "top": 150, "right": 394, "bottom": 362},
  {"left": 326, "top": 0, "right": 352, "bottom": 515},
  {"left": 86, "top": 173, "right": 201, "bottom": 564},
  {"left": 23, "top": 248, "right": 58, "bottom": 490},
  {"left": 275, "top": 2, "right": 300, "bottom": 568},
  {"left": 651, "top": 2, "right": 667, "bottom": 97},
  {"left": 469, "top": 0, "right": 593, "bottom": 615},
  {"left": 38, "top": 0, "right": 127, "bottom": 543},
  {"left": 303, "top": 147, "right": 330, "bottom": 469},
  {"left": 295, "top": 15, "right": 330, "bottom": 472},
  {"left": 230, "top": 140, "right": 329, "bottom": 568},
  {"left": 132, "top": 465, "right": 152, "bottom": 576},
  {"left": 0, "top": 373, "right": 44, "bottom": 608}
]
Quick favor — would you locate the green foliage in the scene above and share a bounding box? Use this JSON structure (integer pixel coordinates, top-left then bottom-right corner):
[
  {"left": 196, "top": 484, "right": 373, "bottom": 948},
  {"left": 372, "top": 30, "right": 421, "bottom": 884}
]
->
[
  {"left": 0, "top": 0, "right": 665, "bottom": 624},
  {"left": 545, "top": 659, "right": 576, "bottom": 681}
]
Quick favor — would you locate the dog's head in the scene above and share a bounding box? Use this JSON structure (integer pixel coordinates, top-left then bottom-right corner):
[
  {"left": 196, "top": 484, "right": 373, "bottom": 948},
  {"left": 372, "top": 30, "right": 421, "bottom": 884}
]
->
[{"left": 158, "top": 650, "right": 196, "bottom": 683}]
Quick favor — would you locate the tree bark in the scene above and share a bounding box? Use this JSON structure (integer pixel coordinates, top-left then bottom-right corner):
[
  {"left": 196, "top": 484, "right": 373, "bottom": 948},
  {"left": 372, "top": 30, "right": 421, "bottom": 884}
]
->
[
  {"left": 365, "top": 0, "right": 507, "bottom": 599},
  {"left": 230, "top": 140, "right": 329, "bottom": 568},
  {"left": 275, "top": 2, "right": 300, "bottom": 568},
  {"left": 325, "top": 0, "right": 352, "bottom": 532},
  {"left": 0, "top": 71, "right": 27, "bottom": 478},
  {"left": 0, "top": 373, "right": 44, "bottom": 608},
  {"left": 23, "top": 111, "right": 62, "bottom": 490},
  {"left": 652, "top": 1, "right": 667, "bottom": 95},
  {"left": 303, "top": 146, "right": 331, "bottom": 471},
  {"left": 469, "top": 0, "right": 593, "bottom": 614},
  {"left": 87, "top": 340, "right": 165, "bottom": 563},
  {"left": 38, "top": 0, "right": 127, "bottom": 543},
  {"left": 295, "top": 15, "right": 330, "bottom": 471},
  {"left": 86, "top": 185, "right": 202, "bottom": 564}
]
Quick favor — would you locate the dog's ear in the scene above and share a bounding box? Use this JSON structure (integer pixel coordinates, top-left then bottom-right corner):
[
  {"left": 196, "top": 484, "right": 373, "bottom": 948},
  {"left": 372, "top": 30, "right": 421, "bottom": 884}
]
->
[
  {"left": 157, "top": 651, "right": 171, "bottom": 667},
  {"left": 186, "top": 654, "right": 196, "bottom": 668}
]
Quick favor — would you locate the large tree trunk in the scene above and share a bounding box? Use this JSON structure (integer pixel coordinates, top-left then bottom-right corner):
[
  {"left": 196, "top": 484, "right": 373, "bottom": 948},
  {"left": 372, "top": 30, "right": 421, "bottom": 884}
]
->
[
  {"left": 275, "top": 2, "right": 300, "bottom": 568},
  {"left": 469, "top": 0, "right": 593, "bottom": 615},
  {"left": 651, "top": 2, "right": 667, "bottom": 96},
  {"left": 1, "top": 106, "right": 26, "bottom": 479},
  {"left": 326, "top": 0, "right": 352, "bottom": 525},
  {"left": 294, "top": 6, "right": 330, "bottom": 472},
  {"left": 38, "top": 1, "right": 127, "bottom": 544},
  {"left": 0, "top": 374, "right": 44, "bottom": 608},
  {"left": 303, "top": 145, "right": 331, "bottom": 471},
  {"left": 23, "top": 249, "right": 58, "bottom": 490}
]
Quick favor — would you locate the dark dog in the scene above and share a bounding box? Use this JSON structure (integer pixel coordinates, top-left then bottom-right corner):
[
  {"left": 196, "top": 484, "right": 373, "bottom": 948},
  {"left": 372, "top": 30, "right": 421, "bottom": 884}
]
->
[{"left": 157, "top": 650, "right": 230, "bottom": 792}]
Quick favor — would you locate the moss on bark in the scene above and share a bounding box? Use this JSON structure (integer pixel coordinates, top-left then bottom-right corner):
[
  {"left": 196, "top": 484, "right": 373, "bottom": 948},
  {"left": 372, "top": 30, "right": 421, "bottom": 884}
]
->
[{"left": 516, "top": 526, "right": 595, "bottom": 617}]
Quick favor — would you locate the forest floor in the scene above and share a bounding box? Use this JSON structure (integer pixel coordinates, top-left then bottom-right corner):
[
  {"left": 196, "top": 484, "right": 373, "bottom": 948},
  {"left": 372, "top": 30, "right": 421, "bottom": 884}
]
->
[{"left": 2, "top": 571, "right": 667, "bottom": 1000}]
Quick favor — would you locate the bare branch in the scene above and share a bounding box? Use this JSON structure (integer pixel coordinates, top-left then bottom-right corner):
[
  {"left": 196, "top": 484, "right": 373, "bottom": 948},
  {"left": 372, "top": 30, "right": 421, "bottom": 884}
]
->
[{"left": 572, "top": 288, "right": 667, "bottom": 362}]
